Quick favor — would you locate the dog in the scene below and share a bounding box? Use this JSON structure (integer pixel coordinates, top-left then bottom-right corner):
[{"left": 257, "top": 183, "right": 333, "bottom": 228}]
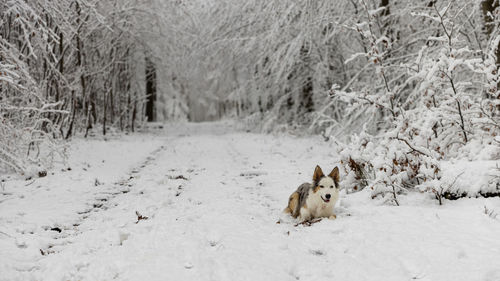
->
[{"left": 284, "top": 165, "right": 340, "bottom": 222}]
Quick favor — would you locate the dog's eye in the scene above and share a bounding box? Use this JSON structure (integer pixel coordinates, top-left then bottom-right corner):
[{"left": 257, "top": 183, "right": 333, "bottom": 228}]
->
[
  {"left": 330, "top": 185, "right": 334, "bottom": 189},
  {"left": 319, "top": 185, "right": 324, "bottom": 188}
]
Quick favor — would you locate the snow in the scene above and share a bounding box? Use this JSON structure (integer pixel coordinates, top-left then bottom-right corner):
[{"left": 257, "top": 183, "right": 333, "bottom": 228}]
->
[
  {"left": 441, "top": 159, "right": 498, "bottom": 196},
  {"left": 1, "top": 122, "right": 500, "bottom": 281}
]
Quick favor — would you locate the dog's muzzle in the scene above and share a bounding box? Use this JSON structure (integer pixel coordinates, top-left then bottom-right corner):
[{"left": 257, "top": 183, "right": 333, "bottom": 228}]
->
[{"left": 322, "top": 194, "right": 331, "bottom": 203}]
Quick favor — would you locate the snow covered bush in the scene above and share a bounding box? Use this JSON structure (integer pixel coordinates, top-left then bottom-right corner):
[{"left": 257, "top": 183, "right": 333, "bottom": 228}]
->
[
  {"left": 337, "top": 130, "right": 441, "bottom": 205},
  {"left": 323, "top": 1, "right": 500, "bottom": 202}
]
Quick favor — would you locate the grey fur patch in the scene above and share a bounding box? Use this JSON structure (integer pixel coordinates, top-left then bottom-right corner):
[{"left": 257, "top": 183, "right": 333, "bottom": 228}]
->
[{"left": 293, "top": 182, "right": 313, "bottom": 217}]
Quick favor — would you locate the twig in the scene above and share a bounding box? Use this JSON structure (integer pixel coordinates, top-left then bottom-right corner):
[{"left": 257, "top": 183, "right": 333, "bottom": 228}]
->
[
  {"left": 294, "top": 218, "right": 322, "bottom": 227},
  {"left": 135, "top": 211, "right": 149, "bottom": 223},
  {"left": 396, "top": 136, "right": 429, "bottom": 156},
  {"left": 391, "top": 185, "right": 400, "bottom": 206},
  {"left": 480, "top": 106, "right": 500, "bottom": 129},
  {"left": 433, "top": 172, "right": 464, "bottom": 205},
  {"left": 484, "top": 206, "right": 498, "bottom": 220},
  {"left": 0, "top": 231, "right": 13, "bottom": 238},
  {"left": 25, "top": 180, "right": 36, "bottom": 186}
]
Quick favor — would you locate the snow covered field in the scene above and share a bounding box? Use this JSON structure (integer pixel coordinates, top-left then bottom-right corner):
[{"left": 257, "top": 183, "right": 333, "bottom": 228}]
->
[{"left": 1, "top": 122, "right": 500, "bottom": 281}]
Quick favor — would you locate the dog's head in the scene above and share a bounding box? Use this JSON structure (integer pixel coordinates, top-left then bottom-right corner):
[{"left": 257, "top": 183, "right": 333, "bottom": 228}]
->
[{"left": 312, "top": 165, "right": 340, "bottom": 203}]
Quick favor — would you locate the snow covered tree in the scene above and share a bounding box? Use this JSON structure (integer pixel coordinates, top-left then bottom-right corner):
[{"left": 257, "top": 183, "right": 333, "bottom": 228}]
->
[{"left": 0, "top": 0, "right": 171, "bottom": 174}]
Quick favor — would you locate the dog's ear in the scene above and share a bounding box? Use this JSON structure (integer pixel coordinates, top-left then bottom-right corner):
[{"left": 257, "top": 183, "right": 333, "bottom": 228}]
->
[
  {"left": 329, "top": 166, "right": 340, "bottom": 183},
  {"left": 313, "top": 165, "right": 324, "bottom": 183}
]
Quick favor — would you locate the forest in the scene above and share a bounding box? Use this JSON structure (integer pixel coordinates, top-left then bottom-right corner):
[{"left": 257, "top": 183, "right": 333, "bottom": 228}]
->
[
  {"left": 2, "top": 1, "right": 500, "bottom": 280},
  {"left": 2, "top": 0, "right": 499, "bottom": 200}
]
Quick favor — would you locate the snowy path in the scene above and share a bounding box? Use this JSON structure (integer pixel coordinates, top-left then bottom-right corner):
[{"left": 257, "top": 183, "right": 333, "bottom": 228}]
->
[{"left": 2, "top": 122, "right": 500, "bottom": 281}]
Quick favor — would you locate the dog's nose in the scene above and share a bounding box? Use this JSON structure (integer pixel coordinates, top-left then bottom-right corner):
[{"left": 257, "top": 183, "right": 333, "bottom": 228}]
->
[{"left": 325, "top": 194, "right": 331, "bottom": 199}]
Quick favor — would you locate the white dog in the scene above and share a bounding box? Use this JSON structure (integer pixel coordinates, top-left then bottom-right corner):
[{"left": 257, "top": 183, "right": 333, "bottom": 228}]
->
[{"left": 284, "top": 165, "right": 340, "bottom": 222}]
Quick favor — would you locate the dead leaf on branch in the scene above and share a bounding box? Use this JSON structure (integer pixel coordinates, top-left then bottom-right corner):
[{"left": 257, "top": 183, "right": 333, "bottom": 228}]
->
[{"left": 135, "top": 211, "right": 149, "bottom": 224}]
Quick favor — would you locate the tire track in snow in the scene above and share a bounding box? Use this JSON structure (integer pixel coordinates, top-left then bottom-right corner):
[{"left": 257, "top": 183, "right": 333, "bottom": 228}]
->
[
  {"left": 225, "top": 138, "right": 282, "bottom": 219},
  {"left": 37, "top": 144, "right": 167, "bottom": 258},
  {"left": 103, "top": 133, "right": 290, "bottom": 280}
]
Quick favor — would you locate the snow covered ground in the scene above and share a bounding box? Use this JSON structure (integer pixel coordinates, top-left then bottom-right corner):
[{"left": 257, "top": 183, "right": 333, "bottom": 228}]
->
[{"left": 1, "top": 122, "right": 500, "bottom": 281}]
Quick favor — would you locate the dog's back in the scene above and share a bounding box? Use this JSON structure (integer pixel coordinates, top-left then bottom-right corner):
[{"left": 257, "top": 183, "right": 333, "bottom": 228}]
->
[{"left": 284, "top": 182, "right": 311, "bottom": 218}]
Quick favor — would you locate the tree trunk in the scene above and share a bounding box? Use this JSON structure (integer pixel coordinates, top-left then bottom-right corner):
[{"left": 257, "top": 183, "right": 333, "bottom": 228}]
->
[
  {"left": 132, "top": 94, "right": 137, "bottom": 132},
  {"left": 145, "top": 56, "right": 157, "bottom": 122},
  {"left": 482, "top": 0, "right": 500, "bottom": 103},
  {"left": 482, "top": 0, "right": 500, "bottom": 64},
  {"left": 296, "top": 44, "right": 314, "bottom": 123},
  {"left": 482, "top": 0, "right": 498, "bottom": 38},
  {"left": 103, "top": 90, "right": 107, "bottom": 136},
  {"left": 65, "top": 91, "right": 76, "bottom": 139}
]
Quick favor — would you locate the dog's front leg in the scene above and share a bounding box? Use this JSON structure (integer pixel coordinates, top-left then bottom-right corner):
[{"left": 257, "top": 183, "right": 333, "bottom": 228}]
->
[
  {"left": 299, "top": 207, "right": 312, "bottom": 222},
  {"left": 328, "top": 214, "right": 337, "bottom": 220}
]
